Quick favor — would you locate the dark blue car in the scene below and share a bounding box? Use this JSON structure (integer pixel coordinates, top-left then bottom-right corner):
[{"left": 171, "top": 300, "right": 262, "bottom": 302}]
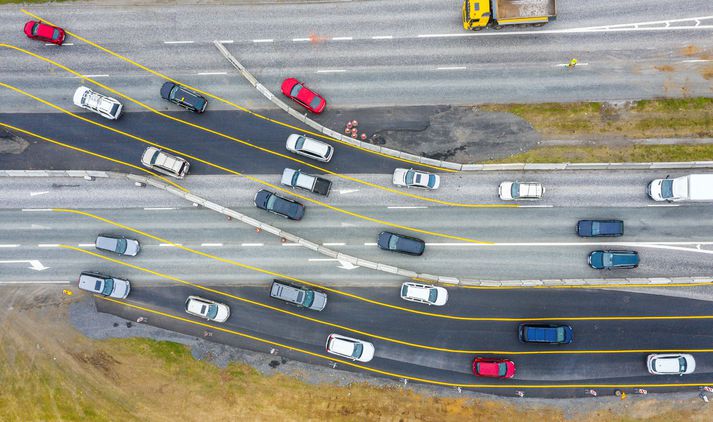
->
[
  {"left": 518, "top": 324, "right": 573, "bottom": 344},
  {"left": 576, "top": 220, "right": 624, "bottom": 237},
  {"left": 588, "top": 250, "right": 639, "bottom": 269},
  {"left": 254, "top": 189, "right": 305, "bottom": 221}
]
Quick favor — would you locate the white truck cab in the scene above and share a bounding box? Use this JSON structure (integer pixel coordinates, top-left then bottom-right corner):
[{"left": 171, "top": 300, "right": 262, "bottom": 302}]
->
[{"left": 648, "top": 174, "right": 713, "bottom": 202}]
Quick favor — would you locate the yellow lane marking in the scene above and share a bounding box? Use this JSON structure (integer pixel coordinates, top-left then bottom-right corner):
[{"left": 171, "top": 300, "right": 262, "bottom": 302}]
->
[
  {"left": 99, "top": 296, "right": 713, "bottom": 389},
  {"left": 0, "top": 76, "right": 494, "bottom": 245},
  {"left": 20, "top": 9, "right": 453, "bottom": 172},
  {"left": 1, "top": 42, "right": 508, "bottom": 215},
  {"left": 67, "top": 245, "right": 713, "bottom": 356},
  {"left": 0, "top": 122, "right": 187, "bottom": 192},
  {"left": 55, "top": 209, "right": 713, "bottom": 322}
]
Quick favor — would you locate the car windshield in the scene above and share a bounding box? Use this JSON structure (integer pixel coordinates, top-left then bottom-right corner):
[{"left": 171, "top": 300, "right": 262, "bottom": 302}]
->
[
  {"left": 498, "top": 363, "right": 507, "bottom": 377},
  {"left": 427, "top": 174, "right": 437, "bottom": 188},
  {"left": 556, "top": 327, "right": 565, "bottom": 342},
  {"left": 661, "top": 180, "right": 674, "bottom": 198},
  {"left": 309, "top": 96, "right": 322, "bottom": 109},
  {"left": 52, "top": 29, "right": 61, "bottom": 40},
  {"left": 116, "top": 238, "right": 127, "bottom": 254},
  {"left": 511, "top": 183, "right": 520, "bottom": 197},
  {"left": 149, "top": 150, "right": 159, "bottom": 165},
  {"left": 294, "top": 136, "right": 305, "bottom": 150},
  {"left": 206, "top": 304, "right": 218, "bottom": 319},
  {"left": 110, "top": 103, "right": 120, "bottom": 116},
  {"left": 428, "top": 288, "right": 438, "bottom": 303},
  {"left": 388, "top": 235, "right": 399, "bottom": 250},
  {"left": 302, "top": 290, "right": 314, "bottom": 307},
  {"left": 101, "top": 278, "right": 114, "bottom": 296},
  {"left": 405, "top": 170, "right": 415, "bottom": 185},
  {"left": 31, "top": 23, "right": 40, "bottom": 35},
  {"left": 602, "top": 253, "right": 613, "bottom": 267},
  {"left": 591, "top": 221, "right": 601, "bottom": 235},
  {"left": 352, "top": 343, "right": 363, "bottom": 358},
  {"left": 679, "top": 357, "right": 687, "bottom": 372},
  {"left": 266, "top": 195, "right": 277, "bottom": 210},
  {"left": 290, "top": 84, "right": 303, "bottom": 97}
]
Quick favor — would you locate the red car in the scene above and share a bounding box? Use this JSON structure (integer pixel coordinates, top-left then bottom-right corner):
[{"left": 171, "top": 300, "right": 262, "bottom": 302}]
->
[
  {"left": 24, "top": 20, "right": 66, "bottom": 45},
  {"left": 472, "top": 357, "right": 515, "bottom": 379},
  {"left": 281, "top": 78, "right": 326, "bottom": 114}
]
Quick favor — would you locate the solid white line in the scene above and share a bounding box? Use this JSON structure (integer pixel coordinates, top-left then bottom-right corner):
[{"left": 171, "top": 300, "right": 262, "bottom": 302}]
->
[
  {"left": 681, "top": 59, "right": 712, "bottom": 63},
  {"left": 38, "top": 244, "right": 59, "bottom": 248},
  {"left": 322, "top": 243, "right": 345, "bottom": 246},
  {"left": 22, "top": 208, "right": 52, "bottom": 212},
  {"left": 418, "top": 33, "right": 467, "bottom": 38},
  {"left": 0, "top": 280, "right": 70, "bottom": 285},
  {"left": 519, "top": 205, "right": 554, "bottom": 208},
  {"left": 0, "top": 245, "right": 19, "bottom": 248},
  {"left": 201, "top": 243, "right": 223, "bottom": 247},
  {"left": 332, "top": 37, "right": 353, "bottom": 41},
  {"left": 387, "top": 206, "right": 428, "bottom": 209},
  {"left": 241, "top": 243, "right": 263, "bottom": 247},
  {"left": 316, "top": 69, "right": 347, "bottom": 73},
  {"left": 282, "top": 243, "right": 300, "bottom": 247},
  {"left": 372, "top": 35, "right": 394, "bottom": 39},
  {"left": 64, "top": 43, "right": 74, "bottom": 46},
  {"left": 437, "top": 66, "right": 466, "bottom": 70},
  {"left": 217, "top": 40, "right": 234, "bottom": 44},
  {"left": 364, "top": 242, "right": 378, "bottom": 246},
  {"left": 144, "top": 207, "right": 176, "bottom": 211},
  {"left": 78, "top": 74, "right": 109, "bottom": 78},
  {"left": 293, "top": 38, "right": 311, "bottom": 42},
  {"left": 159, "top": 243, "right": 182, "bottom": 247},
  {"left": 309, "top": 258, "right": 339, "bottom": 262},
  {"left": 77, "top": 243, "right": 95, "bottom": 247},
  {"left": 646, "top": 204, "right": 680, "bottom": 207},
  {"left": 164, "top": 40, "right": 194, "bottom": 44},
  {"left": 425, "top": 241, "right": 713, "bottom": 247},
  {"left": 197, "top": 72, "right": 227, "bottom": 75},
  {"left": 253, "top": 39, "right": 274, "bottom": 43}
]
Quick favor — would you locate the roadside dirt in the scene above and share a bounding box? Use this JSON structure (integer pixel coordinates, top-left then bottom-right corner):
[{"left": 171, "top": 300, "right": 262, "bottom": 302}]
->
[{"left": 2, "top": 287, "right": 713, "bottom": 421}]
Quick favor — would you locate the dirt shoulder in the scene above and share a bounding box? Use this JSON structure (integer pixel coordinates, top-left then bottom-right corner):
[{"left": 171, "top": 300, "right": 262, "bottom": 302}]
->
[{"left": 2, "top": 287, "right": 713, "bottom": 421}]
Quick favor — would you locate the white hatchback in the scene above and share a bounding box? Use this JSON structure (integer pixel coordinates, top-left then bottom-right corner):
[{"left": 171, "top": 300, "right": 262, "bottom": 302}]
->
[
  {"left": 184, "top": 296, "right": 231, "bottom": 323},
  {"left": 647, "top": 353, "right": 696, "bottom": 375},
  {"left": 325, "top": 334, "right": 375, "bottom": 362},
  {"left": 285, "top": 134, "right": 334, "bottom": 162},
  {"left": 400, "top": 282, "right": 448, "bottom": 306},
  {"left": 73, "top": 86, "right": 123, "bottom": 120}
]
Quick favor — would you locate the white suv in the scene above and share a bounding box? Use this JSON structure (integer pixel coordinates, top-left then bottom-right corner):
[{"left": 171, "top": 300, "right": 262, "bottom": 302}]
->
[
  {"left": 325, "top": 334, "right": 374, "bottom": 362},
  {"left": 285, "top": 134, "right": 333, "bottom": 162},
  {"left": 400, "top": 282, "right": 448, "bottom": 306},
  {"left": 184, "top": 296, "right": 230, "bottom": 323},
  {"left": 140, "top": 146, "right": 190, "bottom": 179},
  {"left": 498, "top": 181, "right": 544, "bottom": 200},
  {"left": 73, "top": 86, "right": 123, "bottom": 120}
]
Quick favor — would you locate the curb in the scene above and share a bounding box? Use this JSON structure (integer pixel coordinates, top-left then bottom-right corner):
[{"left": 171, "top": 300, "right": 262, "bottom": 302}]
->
[
  {"left": 0, "top": 170, "right": 110, "bottom": 178},
  {"left": 126, "top": 172, "right": 713, "bottom": 288},
  {"left": 212, "top": 40, "right": 713, "bottom": 173}
]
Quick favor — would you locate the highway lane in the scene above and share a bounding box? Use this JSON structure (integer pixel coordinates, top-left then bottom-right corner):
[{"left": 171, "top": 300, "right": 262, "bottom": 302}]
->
[
  {"left": 92, "top": 285, "right": 713, "bottom": 397},
  {"left": 0, "top": 0, "right": 712, "bottom": 112},
  {"left": 1, "top": 206, "right": 713, "bottom": 282}
]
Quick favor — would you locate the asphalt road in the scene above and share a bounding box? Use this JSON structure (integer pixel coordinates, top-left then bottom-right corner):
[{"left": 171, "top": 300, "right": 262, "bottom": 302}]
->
[
  {"left": 92, "top": 283, "right": 713, "bottom": 398},
  {"left": 0, "top": 0, "right": 712, "bottom": 113}
]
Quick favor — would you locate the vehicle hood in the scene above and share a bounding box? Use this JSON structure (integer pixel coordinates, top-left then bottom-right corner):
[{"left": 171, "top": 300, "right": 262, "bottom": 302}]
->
[
  {"left": 214, "top": 304, "right": 230, "bottom": 322},
  {"left": 358, "top": 342, "right": 375, "bottom": 362},
  {"left": 310, "top": 291, "right": 328, "bottom": 311},
  {"left": 160, "top": 82, "right": 175, "bottom": 100},
  {"left": 254, "top": 190, "right": 271, "bottom": 208},
  {"left": 392, "top": 168, "right": 408, "bottom": 185},
  {"left": 281, "top": 78, "right": 298, "bottom": 96},
  {"left": 124, "top": 239, "right": 140, "bottom": 256},
  {"left": 111, "top": 278, "right": 131, "bottom": 299},
  {"left": 499, "top": 182, "right": 514, "bottom": 199}
]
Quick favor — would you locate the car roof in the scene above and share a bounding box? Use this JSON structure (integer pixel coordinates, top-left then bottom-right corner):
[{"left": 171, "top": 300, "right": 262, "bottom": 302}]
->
[
  {"left": 329, "top": 336, "right": 356, "bottom": 356},
  {"left": 186, "top": 296, "right": 210, "bottom": 315},
  {"left": 476, "top": 361, "right": 501, "bottom": 376},
  {"left": 404, "top": 284, "right": 431, "bottom": 301},
  {"left": 653, "top": 356, "right": 682, "bottom": 373},
  {"left": 300, "top": 137, "right": 330, "bottom": 157}
]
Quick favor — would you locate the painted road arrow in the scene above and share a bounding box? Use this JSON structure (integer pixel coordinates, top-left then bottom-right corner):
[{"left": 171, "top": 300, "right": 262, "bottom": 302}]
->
[{"left": 0, "top": 260, "right": 50, "bottom": 271}]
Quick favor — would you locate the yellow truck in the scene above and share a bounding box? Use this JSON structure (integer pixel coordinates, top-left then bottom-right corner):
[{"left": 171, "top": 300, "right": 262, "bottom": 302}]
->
[{"left": 462, "top": 0, "right": 556, "bottom": 31}]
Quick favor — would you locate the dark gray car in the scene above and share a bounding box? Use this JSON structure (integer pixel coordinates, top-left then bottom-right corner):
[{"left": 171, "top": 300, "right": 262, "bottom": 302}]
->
[
  {"left": 254, "top": 189, "right": 305, "bottom": 220},
  {"left": 576, "top": 220, "right": 624, "bottom": 237},
  {"left": 95, "top": 234, "right": 140, "bottom": 257},
  {"left": 377, "top": 231, "right": 425, "bottom": 256},
  {"left": 270, "top": 280, "right": 327, "bottom": 311},
  {"left": 160, "top": 81, "right": 207, "bottom": 113},
  {"left": 78, "top": 271, "right": 131, "bottom": 299}
]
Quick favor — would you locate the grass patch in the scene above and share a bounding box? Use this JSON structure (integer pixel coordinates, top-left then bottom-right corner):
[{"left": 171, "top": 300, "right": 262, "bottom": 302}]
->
[{"left": 482, "top": 97, "right": 713, "bottom": 163}]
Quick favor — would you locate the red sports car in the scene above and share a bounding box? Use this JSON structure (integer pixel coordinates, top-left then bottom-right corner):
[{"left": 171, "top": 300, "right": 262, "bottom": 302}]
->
[
  {"left": 24, "top": 20, "right": 66, "bottom": 45},
  {"left": 472, "top": 357, "right": 515, "bottom": 379},
  {"left": 281, "top": 78, "right": 326, "bottom": 114}
]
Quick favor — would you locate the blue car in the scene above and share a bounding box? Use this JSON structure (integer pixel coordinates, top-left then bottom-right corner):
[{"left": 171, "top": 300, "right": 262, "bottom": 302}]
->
[
  {"left": 588, "top": 250, "right": 639, "bottom": 269},
  {"left": 518, "top": 324, "right": 573, "bottom": 344}
]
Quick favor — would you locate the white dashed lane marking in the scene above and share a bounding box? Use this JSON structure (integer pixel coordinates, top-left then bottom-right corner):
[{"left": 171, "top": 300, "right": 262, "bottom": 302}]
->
[{"left": 164, "top": 40, "right": 194, "bottom": 44}]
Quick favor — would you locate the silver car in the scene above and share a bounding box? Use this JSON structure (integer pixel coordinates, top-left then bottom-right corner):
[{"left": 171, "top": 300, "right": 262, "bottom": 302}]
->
[
  {"left": 400, "top": 282, "right": 448, "bottom": 306},
  {"left": 78, "top": 271, "right": 130, "bottom": 299},
  {"left": 498, "top": 181, "right": 544, "bottom": 200},
  {"left": 95, "top": 234, "right": 140, "bottom": 257},
  {"left": 285, "top": 134, "right": 334, "bottom": 162},
  {"left": 184, "top": 296, "right": 231, "bottom": 323},
  {"left": 392, "top": 168, "right": 440, "bottom": 190},
  {"left": 325, "top": 334, "right": 375, "bottom": 362},
  {"left": 140, "top": 146, "right": 190, "bottom": 179}
]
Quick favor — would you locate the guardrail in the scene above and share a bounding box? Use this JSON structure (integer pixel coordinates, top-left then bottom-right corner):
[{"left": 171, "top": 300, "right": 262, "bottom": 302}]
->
[
  {"left": 0, "top": 170, "right": 109, "bottom": 178},
  {"left": 212, "top": 40, "right": 713, "bottom": 173}
]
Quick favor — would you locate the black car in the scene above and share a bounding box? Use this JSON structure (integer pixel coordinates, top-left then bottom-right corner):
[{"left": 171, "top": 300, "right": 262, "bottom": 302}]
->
[
  {"left": 377, "top": 231, "right": 425, "bottom": 256},
  {"left": 576, "top": 220, "right": 624, "bottom": 237},
  {"left": 160, "top": 82, "right": 207, "bottom": 113},
  {"left": 588, "top": 250, "right": 639, "bottom": 270},
  {"left": 254, "top": 189, "right": 305, "bottom": 220},
  {"left": 518, "top": 324, "right": 573, "bottom": 344}
]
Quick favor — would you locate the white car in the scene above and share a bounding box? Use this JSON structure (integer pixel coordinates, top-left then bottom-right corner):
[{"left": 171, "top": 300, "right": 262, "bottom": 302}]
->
[
  {"left": 647, "top": 353, "right": 696, "bottom": 375},
  {"left": 285, "top": 134, "right": 334, "bottom": 163},
  {"left": 78, "top": 271, "right": 130, "bottom": 299},
  {"left": 73, "top": 86, "right": 123, "bottom": 120},
  {"left": 498, "top": 181, "right": 544, "bottom": 200},
  {"left": 325, "top": 334, "right": 374, "bottom": 362},
  {"left": 392, "top": 168, "right": 440, "bottom": 190},
  {"left": 184, "top": 296, "right": 231, "bottom": 323},
  {"left": 140, "top": 146, "right": 190, "bottom": 179},
  {"left": 400, "top": 282, "right": 448, "bottom": 306}
]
